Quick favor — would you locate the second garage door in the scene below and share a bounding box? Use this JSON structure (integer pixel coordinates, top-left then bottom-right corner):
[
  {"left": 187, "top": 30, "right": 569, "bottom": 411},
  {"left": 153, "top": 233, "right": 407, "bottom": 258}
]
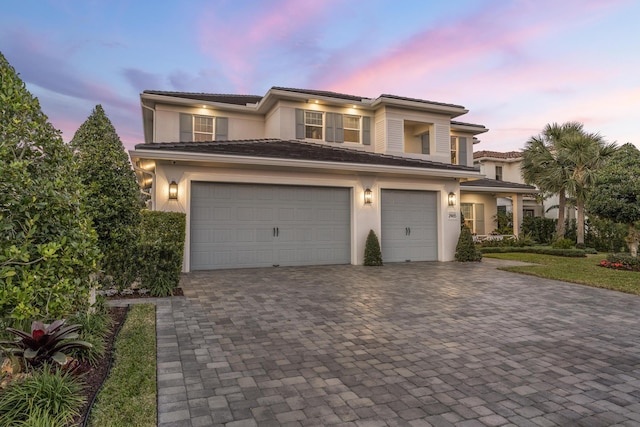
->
[
  {"left": 381, "top": 189, "right": 438, "bottom": 263},
  {"left": 190, "top": 182, "right": 351, "bottom": 270}
]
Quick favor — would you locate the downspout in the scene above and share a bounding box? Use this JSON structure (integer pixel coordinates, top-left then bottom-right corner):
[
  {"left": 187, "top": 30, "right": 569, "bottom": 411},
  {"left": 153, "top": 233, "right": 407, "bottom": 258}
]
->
[{"left": 133, "top": 165, "right": 155, "bottom": 210}]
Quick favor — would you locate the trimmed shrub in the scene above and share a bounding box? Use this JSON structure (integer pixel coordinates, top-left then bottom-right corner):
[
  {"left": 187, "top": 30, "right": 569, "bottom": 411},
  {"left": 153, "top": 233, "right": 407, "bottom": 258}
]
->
[
  {"left": 364, "top": 230, "right": 383, "bottom": 266},
  {"left": 456, "top": 226, "right": 482, "bottom": 262},
  {"left": 480, "top": 247, "right": 586, "bottom": 257},
  {"left": 479, "top": 233, "right": 535, "bottom": 248},
  {"left": 552, "top": 238, "right": 574, "bottom": 249},
  {"left": 138, "top": 211, "right": 186, "bottom": 296},
  {"left": 71, "top": 105, "right": 142, "bottom": 290}
]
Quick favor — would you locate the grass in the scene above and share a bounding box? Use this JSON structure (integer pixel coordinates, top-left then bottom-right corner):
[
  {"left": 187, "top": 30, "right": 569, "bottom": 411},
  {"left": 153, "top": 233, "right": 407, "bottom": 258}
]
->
[
  {"left": 88, "top": 304, "right": 157, "bottom": 427},
  {"left": 484, "top": 252, "right": 640, "bottom": 295}
]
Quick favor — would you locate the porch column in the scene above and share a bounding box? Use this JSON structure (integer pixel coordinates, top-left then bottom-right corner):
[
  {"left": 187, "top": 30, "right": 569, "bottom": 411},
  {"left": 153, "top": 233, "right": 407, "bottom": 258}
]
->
[{"left": 512, "top": 193, "right": 523, "bottom": 237}]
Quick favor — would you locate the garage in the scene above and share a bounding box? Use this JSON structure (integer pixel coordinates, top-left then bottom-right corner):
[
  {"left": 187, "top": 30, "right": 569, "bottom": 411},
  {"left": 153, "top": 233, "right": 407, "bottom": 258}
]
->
[
  {"left": 380, "top": 189, "right": 438, "bottom": 262},
  {"left": 190, "top": 182, "right": 351, "bottom": 270}
]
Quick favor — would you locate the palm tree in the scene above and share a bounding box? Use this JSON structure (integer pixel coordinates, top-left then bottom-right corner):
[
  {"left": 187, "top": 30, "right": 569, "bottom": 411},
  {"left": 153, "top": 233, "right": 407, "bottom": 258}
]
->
[
  {"left": 521, "top": 122, "right": 582, "bottom": 239},
  {"left": 559, "top": 131, "right": 617, "bottom": 246}
]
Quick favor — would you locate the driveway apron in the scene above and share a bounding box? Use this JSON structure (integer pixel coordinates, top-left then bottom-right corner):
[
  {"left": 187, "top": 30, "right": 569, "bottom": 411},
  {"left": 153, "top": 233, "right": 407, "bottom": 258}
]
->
[{"left": 155, "top": 261, "right": 640, "bottom": 426}]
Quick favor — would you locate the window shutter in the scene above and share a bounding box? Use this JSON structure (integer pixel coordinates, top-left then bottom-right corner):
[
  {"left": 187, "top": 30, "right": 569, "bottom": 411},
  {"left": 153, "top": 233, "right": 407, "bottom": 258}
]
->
[
  {"left": 421, "top": 133, "right": 430, "bottom": 154},
  {"left": 475, "top": 203, "right": 485, "bottom": 235},
  {"left": 295, "top": 109, "right": 304, "bottom": 139},
  {"left": 215, "top": 117, "right": 228, "bottom": 140},
  {"left": 335, "top": 113, "right": 344, "bottom": 143},
  {"left": 458, "top": 137, "right": 468, "bottom": 165},
  {"left": 325, "top": 112, "right": 335, "bottom": 142},
  {"left": 362, "top": 116, "right": 371, "bottom": 145},
  {"left": 179, "top": 113, "right": 193, "bottom": 142}
]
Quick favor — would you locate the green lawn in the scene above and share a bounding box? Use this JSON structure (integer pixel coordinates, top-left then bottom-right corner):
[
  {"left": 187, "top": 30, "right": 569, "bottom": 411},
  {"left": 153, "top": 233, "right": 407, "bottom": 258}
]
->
[
  {"left": 89, "top": 304, "right": 157, "bottom": 427},
  {"left": 484, "top": 253, "right": 640, "bottom": 295}
]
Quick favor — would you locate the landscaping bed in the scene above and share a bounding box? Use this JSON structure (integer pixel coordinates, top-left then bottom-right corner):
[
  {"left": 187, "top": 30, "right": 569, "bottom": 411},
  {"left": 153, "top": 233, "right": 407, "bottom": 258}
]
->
[{"left": 74, "top": 306, "right": 127, "bottom": 426}]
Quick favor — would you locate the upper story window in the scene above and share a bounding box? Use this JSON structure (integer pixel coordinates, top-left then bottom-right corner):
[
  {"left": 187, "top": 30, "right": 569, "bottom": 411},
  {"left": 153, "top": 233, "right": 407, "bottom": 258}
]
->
[
  {"left": 193, "top": 116, "right": 214, "bottom": 141},
  {"left": 296, "top": 108, "right": 371, "bottom": 146},
  {"left": 180, "top": 113, "right": 228, "bottom": 142},
  {"left": 343, "top": 115, "right": 360, "bottom": 143},
  {"left": 451, "top": 136, "right": 468, "bottom": 165},
  {"left": 305, "top": 111, "right": 323, "bottom": 139},
  {"left": 495, "top": 166, "right": 503, "bottom": 181}
]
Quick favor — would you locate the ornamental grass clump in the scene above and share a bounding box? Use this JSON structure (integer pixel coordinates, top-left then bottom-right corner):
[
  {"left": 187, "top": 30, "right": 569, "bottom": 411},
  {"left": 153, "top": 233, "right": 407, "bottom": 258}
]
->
[
  {"left": 364, "top": 230, "right": 383, "bottom": 266},
  {"left": 455, "top": 226, "right": 482, "bottom": 262}
]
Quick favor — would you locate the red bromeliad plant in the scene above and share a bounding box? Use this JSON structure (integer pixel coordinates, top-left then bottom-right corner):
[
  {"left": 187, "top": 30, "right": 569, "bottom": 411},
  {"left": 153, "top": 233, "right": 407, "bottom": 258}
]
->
[{"left": 1, "top": 320, "right": 92, "bottom": 367}]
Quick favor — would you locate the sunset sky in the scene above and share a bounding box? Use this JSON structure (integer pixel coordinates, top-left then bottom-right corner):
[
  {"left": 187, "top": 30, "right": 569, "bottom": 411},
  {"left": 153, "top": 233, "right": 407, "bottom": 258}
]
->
[{"left": 2, "top": 0, "right": 639, "bottom": 151}]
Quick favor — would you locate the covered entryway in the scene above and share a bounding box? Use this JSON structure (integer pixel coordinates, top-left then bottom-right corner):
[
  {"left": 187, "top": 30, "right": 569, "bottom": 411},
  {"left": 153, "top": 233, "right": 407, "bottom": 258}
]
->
[
  {"left": 381, "top": 189, "right": 438, "bottom": 262},
  {"left": 190, "top": 182, "right": 351, "bottom": 270}
]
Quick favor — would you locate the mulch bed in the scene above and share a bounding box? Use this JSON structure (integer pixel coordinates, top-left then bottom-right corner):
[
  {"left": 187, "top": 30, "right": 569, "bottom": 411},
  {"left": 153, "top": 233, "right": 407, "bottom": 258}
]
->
[{"left": 73, "top": 305, "right": 127, "bottom": 426}]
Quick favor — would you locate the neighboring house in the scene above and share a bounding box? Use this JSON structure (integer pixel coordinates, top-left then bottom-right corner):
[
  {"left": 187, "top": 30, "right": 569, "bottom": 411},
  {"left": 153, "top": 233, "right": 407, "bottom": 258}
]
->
[
  {"left": 130, "top": 87, "right": 492, "bottom": 271},
  {"left": 471, "top": 150, "right": 572, "bottom": 228}
]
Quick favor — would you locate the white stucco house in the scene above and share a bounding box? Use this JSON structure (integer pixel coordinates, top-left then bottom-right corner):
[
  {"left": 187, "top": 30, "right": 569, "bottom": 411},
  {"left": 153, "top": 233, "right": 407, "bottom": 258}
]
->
[
  {"left": 470, "top": 150, "right": 570, "bottom": 229},
  {"left": 129, "top": 87, "right": 533, "bottom": 272}
]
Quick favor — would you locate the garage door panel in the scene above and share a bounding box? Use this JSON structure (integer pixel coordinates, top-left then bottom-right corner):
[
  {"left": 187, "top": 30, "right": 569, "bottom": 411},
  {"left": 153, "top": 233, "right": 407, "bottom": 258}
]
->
[
  {"left": 381, "top": 189, "right": 438, "bottom": 263},
  {"left": 191, "top": 182, "right": 350, "bottom": 270}
]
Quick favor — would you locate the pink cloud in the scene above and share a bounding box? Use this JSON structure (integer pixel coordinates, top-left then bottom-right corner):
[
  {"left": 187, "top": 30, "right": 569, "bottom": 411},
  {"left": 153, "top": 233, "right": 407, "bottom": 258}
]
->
[
  {"left": 322, "top": 0, "right": 628, "bottom": 99},
  {"left": 197, "top": 0, "right": 338, "bottom": 92}
]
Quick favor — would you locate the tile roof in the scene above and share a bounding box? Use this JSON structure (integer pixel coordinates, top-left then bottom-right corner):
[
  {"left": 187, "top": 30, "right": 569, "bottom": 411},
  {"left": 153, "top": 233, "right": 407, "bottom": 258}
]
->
[
  {"left": 143, "top": 90, "right": 262, "bottom": 105},
  {"left": 450, "top": 120, "right": 487, "bottom": 130},
  {"left": 461, "top": 178, "right": 536, "bottom": 191},
  {"left": 379, "top": 94, "right": 464, "bottom": 109},
  {"left": 143, "top": 87, "right": 466, "bottom": 110},
  {"left": 473, "top": 150, "right": 523, "bottom": 160},
  {"left": 134, "top": 139, "right": 480, "bottom": 173},
  {"left": 271, "top": 87, "right": 367, "bottom": 102}
]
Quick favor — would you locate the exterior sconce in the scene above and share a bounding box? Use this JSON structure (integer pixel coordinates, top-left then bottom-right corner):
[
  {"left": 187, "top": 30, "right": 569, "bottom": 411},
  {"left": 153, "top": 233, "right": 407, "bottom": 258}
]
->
[
  {"left": 169, "top": 181, "right": 178, "bottom": 200},
  {"left": 447, "top": 191, "right": 456, "bottom": 207},
  {"left": 364, "top": 188, "right": 373, "bottom": 205}
]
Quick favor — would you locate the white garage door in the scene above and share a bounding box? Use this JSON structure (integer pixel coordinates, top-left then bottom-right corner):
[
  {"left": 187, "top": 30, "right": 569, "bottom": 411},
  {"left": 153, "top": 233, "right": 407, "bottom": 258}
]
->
[
  {"left": 190, "top": 182, "right": 351, "bottom": 270},
  {"left": 381, "top": 189, "right": 438, "bottom": 262}
]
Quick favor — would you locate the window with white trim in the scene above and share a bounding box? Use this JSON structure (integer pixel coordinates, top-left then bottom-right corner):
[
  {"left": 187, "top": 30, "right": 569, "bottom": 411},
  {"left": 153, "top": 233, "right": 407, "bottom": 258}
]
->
[
  {"left": 343, "top": 115, "right": 360, "bottom": 143},
  {"left": 495, "top": 166, "right": 503, "bottom": 181},
  {"left": 451, "top": 136, "right": 468, "bottom": 165},
  {"left": 193, "top": 116, "right": 214, "bottom": 141},
  {"left": 305, "top": 111, "right": 323, "bottom": 139},
  {"left": 461, "top": 203, "right": 485, "bottom": 234}
]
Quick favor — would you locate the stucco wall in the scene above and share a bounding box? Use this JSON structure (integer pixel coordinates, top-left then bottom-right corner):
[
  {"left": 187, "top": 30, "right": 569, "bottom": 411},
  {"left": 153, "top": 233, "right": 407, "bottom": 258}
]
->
[{"left": 152, "top": 161, "right": 461, "bottom": 271}]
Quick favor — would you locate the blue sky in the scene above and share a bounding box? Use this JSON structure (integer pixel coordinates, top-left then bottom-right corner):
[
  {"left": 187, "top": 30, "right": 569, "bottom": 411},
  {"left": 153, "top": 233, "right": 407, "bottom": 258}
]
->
[{"left": 2, "top": 0, "right": 639, "bottom": 151}]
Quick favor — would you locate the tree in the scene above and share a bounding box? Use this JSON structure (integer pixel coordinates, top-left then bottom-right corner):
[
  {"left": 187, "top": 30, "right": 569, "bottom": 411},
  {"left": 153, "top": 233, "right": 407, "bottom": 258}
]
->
[
  {"left": 521, "top": 123, "right": 580, "bottom": 239},
  {"left": 558, "top": 130, "right": 616, "bottom": 246},
  {"left": 363, "top": 230, "right": 383, "bottom": 266},
  {"left": 71, "top": 105, "right": 141, "bottom": 288},
  {"left": 0, "top": 52, "right": 100, "bottom": 321},
  {"left": 586, "top": 144, "right": 640, "bottom": 256},
  {"left": 522, "top": 122, "right": 615, "bottom": 245}
]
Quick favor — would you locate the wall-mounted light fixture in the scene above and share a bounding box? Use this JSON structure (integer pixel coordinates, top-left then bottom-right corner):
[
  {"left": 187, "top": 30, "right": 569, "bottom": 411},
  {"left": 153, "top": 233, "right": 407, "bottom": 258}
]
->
[
  {"left": 447, "top": 191, "right": 456, "bottom": 207},
  {"left": 364, "top": 188, "right": 373, "bottom": 205},
  {"left": 169, "top": 181, "right": 178, "bottom": 200}
]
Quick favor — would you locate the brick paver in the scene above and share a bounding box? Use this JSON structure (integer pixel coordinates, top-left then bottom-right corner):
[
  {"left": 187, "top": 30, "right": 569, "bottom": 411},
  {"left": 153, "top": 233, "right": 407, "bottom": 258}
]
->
[{"left": 149, "top": 260, "right": 640, "bottom": 426}]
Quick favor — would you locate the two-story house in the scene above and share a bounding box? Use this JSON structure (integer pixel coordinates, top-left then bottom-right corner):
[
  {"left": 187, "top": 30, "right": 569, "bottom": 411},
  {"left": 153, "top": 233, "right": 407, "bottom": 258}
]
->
[
  {"left": 129, "top": 87, "right": 527, "bottom": 271},
  {"left": 469, "top": 150, "right": 571, "bottom": 232}
]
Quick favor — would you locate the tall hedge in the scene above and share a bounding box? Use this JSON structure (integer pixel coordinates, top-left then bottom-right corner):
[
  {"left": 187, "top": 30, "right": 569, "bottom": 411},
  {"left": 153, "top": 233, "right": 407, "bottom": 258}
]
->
[
  {"left": 138, "top": 211, "right": 186, "bottom": 296},
  {"left": 71, "top": 105, "right": 141, "bottom": 289},
  {"left": 0, "top": 52, "right": 100, "bottom": 321}
]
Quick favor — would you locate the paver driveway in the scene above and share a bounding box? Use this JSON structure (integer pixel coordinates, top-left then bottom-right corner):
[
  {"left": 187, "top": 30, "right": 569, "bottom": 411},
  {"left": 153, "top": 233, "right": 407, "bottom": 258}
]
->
[{"left": 155, "top": 261, "right": 640, "bottom": 426}]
